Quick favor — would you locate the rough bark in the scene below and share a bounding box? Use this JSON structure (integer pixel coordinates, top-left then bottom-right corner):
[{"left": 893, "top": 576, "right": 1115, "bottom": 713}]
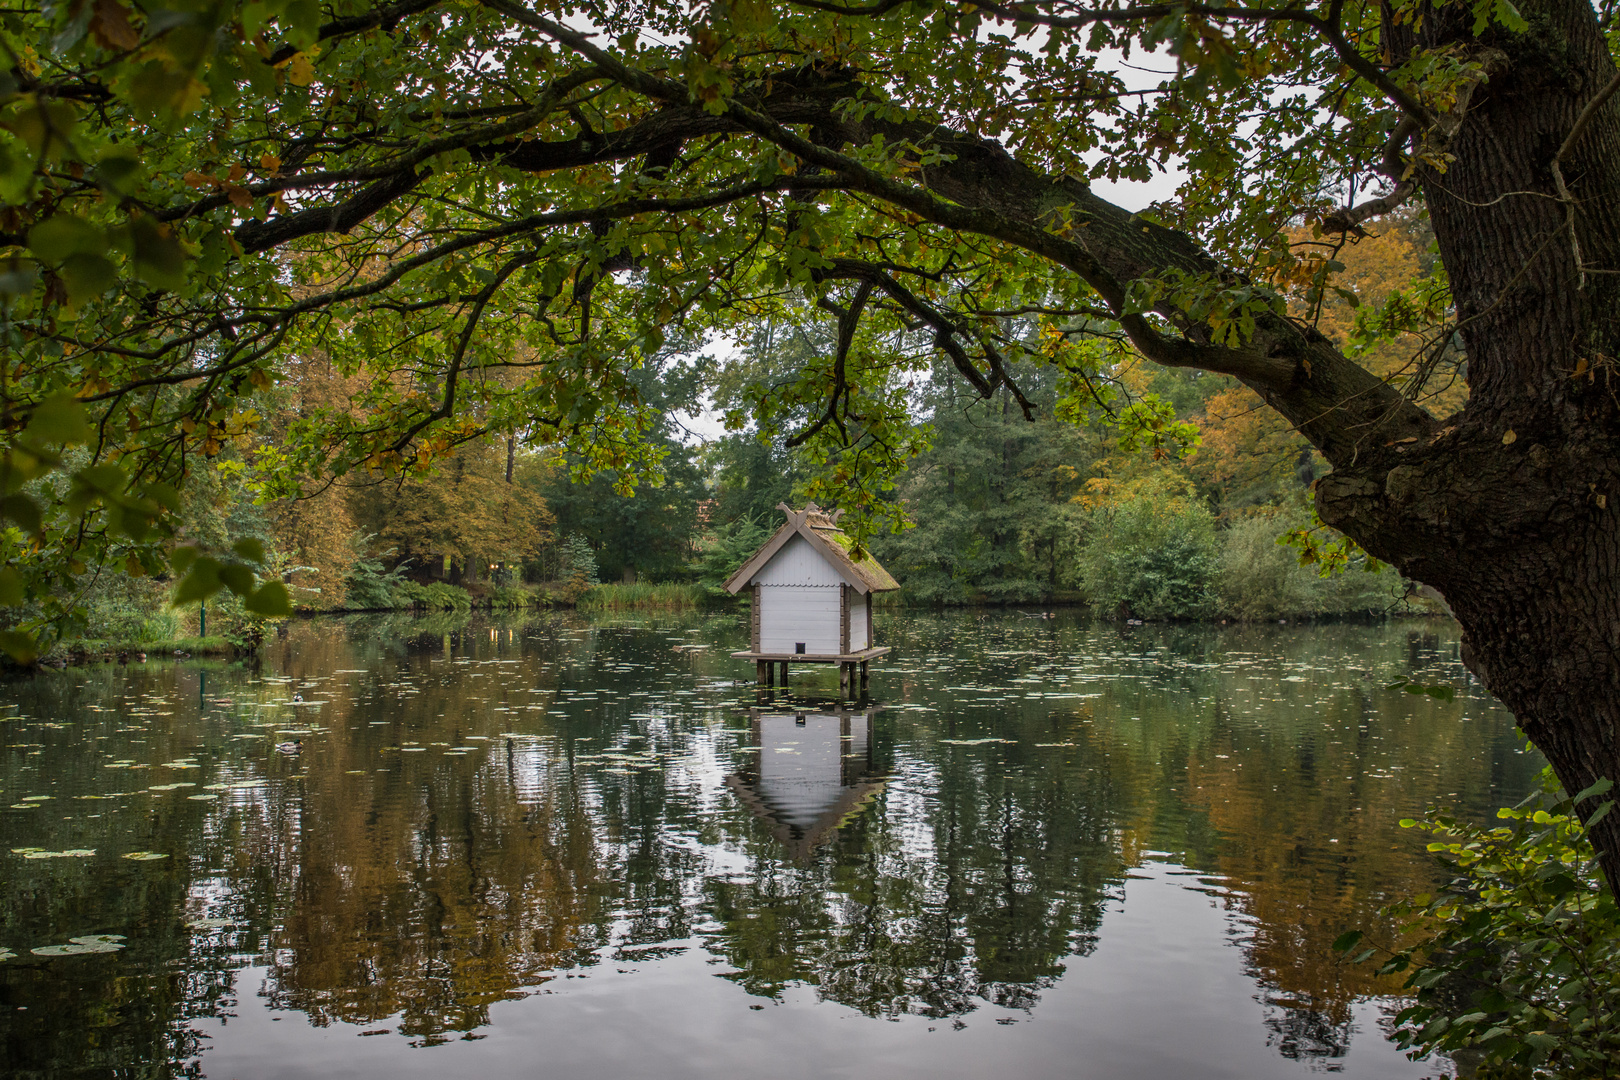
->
[{"left": 1317, "top": 0, "right": 1620, "bottom": 892}]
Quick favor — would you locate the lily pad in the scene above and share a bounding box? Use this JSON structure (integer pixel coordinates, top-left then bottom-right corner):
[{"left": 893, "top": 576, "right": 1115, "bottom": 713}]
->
[
  {"left": 9, "top": 804, "right": 40, "bottom": 810},
  {"left": 186, "top": 794, "right": 218, "bottom": 801},
  {"left": 33, "top": 936, "right": 125, "bottom": 956},
  {"left": 0, "top": 947, "right": 15, "bottom": 962},
  {"left": 186, "top": 918, "right": 232, "bottom": 930},
  {"left": 121, "top": 852, "right": 169, "bottom": 861}
]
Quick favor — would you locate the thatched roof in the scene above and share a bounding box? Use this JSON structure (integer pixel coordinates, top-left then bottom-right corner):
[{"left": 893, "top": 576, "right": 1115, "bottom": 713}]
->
[{"left": 722, "top": 502, "right": 901, "bottom": 595}]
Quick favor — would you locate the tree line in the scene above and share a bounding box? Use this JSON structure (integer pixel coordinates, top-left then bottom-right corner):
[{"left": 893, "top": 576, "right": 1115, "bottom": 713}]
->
[{"left": 62, "top": 214, "right": 1439, "bottom": 643}]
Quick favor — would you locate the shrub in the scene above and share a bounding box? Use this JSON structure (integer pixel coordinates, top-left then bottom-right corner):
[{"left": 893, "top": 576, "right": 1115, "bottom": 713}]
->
[
  {"left": 1339, "top": 770, "right": 1620, "bottom": 1078},
  {"left": 393, "top": 581, "right": 473, "bottom": 612},
  {"left": 491, "top": 585, "right": 543, "bottom": 610},
  {"left": 560, "top": 535, "right": 600, "bottom": 587},
  {"left": 692, "top": 515, "right": 773, "bottom": 595},
  {"left": 343, "top": 535, "right": 411, "bottom": 610},
  {"left": 1215, "top": 512, "right": 1394, "bottom": 620},
  {"left": 1078, "top": 489, "right": 1218, "bottom": 619}
]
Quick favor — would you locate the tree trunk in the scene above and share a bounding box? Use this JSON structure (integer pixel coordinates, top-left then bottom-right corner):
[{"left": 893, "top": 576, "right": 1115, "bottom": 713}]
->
[{"left": 1316, "top": 0, "right": 1620, "bottom": 893}]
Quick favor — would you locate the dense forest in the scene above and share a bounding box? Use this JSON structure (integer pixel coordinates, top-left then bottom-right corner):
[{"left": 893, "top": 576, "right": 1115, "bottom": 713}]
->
[{"left": 64, "top": 211, "right": 1447, "bottom": 650}]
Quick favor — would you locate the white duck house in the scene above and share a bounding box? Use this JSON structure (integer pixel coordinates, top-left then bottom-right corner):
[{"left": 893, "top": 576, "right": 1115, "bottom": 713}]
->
[{"left": 724, "top": 502, "right": 899, "bottom": 694}]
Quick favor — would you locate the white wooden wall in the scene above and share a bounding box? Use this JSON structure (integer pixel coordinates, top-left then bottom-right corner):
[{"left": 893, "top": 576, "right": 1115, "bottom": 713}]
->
[
  {"left": 846, "top": 591, "right": 869, "bottom": 651},
  {"left": 752, "top": 534, "right": 847, "bottom": 653},
  {"left": 759, "top": 585, "right": 841, "bottom": 653},
  {"left": 752, "top": 534, "right": 845, "bottom": 586}
]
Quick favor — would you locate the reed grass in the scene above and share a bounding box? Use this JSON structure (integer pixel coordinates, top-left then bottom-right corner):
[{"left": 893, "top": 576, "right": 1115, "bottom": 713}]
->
[{"left": 576, "top": 582, "right": 712, "bottom": 611}]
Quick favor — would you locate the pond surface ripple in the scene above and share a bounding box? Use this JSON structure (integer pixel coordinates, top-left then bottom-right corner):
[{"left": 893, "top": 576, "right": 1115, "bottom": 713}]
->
[{"left": 0, "top": 611, "right": 1540, "bottom": 1079}]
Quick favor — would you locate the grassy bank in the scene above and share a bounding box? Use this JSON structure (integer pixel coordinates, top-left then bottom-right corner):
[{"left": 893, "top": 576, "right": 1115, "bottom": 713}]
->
[
  {"left": 48, "top": 636, "right": 242, "bottom": 666},
  {"left": 576, "top": 583, "right": 713, "bottom": 612}
]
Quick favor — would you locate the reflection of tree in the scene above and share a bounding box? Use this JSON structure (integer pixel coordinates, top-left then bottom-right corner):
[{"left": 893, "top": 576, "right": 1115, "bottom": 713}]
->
[
  {"left": 0, "top": 613, "right": 1546, "bottom": 1071},
  {"left": 705, "top": 705, "right": 1126, "bottom": 1020}
]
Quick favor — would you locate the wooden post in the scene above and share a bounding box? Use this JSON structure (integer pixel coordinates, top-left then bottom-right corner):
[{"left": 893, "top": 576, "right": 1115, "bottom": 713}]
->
[
  {"left": 839, "top": 585, "right": 850, "bottom": 654},
  {"left": 767, "top": 661, "right": 776, "bottom": 687},
  {"left": 756, "top": 660, "right": 767, "bottom": 685},
  {"left": 839, "top": 662, "right": 850, "bottom": 697},
  {"left": 779, "top": 661, "right": 788, "bottom": 686},
  {"left": 751, "top": 583, "right": 761, "bottom": 650},
  {"left": 860, "top": 661, "right": 869, "bottom": 693}
]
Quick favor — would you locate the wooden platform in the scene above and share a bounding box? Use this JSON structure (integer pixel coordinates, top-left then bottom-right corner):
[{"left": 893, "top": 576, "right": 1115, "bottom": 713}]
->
[
  {"left": 729, "top": 647, "right": 891, "bottom": 663},
  {"left": 732, "top": 647, "right": 890, "bottom": 694}
]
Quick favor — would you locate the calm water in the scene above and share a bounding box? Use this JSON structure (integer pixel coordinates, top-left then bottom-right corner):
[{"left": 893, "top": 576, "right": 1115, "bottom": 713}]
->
[{"left": 0, "top": 611, "right": 1541, "bottom": 1079}]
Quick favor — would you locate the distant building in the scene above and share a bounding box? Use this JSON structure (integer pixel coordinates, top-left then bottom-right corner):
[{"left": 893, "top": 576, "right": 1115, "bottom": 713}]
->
[{"left": 723, "top": 502, "right": 898, "bottom": 694}]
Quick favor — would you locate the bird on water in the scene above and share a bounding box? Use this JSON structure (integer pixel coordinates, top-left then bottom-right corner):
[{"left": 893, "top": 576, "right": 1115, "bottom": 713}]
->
[{"left": 276, "top": 739, "right": 303, "bottom": 755}]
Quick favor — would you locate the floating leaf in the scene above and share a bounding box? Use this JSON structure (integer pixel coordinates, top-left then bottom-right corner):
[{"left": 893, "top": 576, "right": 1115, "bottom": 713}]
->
[
  {"left": 121, "top": 851, "right": 169, "bottom": 860},
  {"left": 33, "top": 938, "right": 124, "bottom": 956}
]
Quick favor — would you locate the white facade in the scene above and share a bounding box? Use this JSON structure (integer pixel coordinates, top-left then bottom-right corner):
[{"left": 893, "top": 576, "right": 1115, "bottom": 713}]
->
[
  {"left": 753, "top": 535, "right": 844, "bottom": 586},
  {"left": 758, "top": 585, "right": 843, "bottom": 654},
  {"left": 749, "top": 534, "right": 864, "bottom": 655}
]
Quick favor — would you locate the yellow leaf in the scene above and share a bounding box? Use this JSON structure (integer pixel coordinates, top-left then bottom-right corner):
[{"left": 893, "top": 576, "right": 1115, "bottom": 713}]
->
[
  {"left": 285, "top": 53, "right": 316, "bottom": 87},
  {"left": 1502, "top": 429, "right": 1517, "bottom": 445}
]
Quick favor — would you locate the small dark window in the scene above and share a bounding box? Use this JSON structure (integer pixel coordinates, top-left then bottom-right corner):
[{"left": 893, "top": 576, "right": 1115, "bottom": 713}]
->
[
  {"left": 795, "top": 642, "right": 806, "bottom": 654},
  {"left": 795, "top": 713, "right": 806, "bottom": 726}
]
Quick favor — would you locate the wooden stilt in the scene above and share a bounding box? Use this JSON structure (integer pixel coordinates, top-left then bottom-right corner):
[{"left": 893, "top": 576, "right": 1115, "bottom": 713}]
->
[
  {"left": 839, "top": 662, "right": 850, "bottom": 697},
  {"left": 767, "top": 661, "right": 776, "bottom": 687},
  {"left": 779, "top": 661, "right": 788, "bottom": 686},
  {"left": 756, "top": 660, "right": 766, "bottom": 685},
  {"left": 859, "top": 661, "right": 869, "bottom": 693}
]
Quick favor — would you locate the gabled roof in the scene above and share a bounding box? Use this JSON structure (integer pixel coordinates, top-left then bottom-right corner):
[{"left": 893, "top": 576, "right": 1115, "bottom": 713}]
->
[{"left": 722, "top": 502, "right": 901, "bottom": 595}]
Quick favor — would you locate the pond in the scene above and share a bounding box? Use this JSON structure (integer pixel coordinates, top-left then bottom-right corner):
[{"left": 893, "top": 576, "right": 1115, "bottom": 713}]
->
[{"left": 0, "top": 611, "right": 1541, "bottom": 1079}]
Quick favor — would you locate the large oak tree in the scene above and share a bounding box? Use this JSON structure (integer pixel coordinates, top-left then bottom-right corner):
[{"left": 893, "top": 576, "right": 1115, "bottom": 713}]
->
[{"left": 3, "top": 0, "right": 1620, "bottom": 883}]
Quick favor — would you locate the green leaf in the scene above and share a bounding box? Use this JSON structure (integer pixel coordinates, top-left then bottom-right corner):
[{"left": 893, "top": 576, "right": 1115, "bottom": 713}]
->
[
  {"left": 0, "top": 493, "right": 42, "bottom": 534},
  {"left": 173, "top": 558, "right": 223, "bottom": 604},
  {"left": 28, "top": 215, "right": 107, "bottom": 263},
  {"left": 244, "top": 580, "right": 292, "bottom": 616},
  {"left": 0, "top": 567, "right": 24, "bottom": 606},
  {"left": 129, "top": 217, "right": 185, "bottom": 290},
  {"left": 60, "top": 252, "right": 118, "bottom": 301},
  {"left": 1331, "top": 930, "right": 1364, "bottom": 953},
  {"left": 170, "top": 544, "right": 201, "bottom": 575},
  {"left": 1572, "top": 777, "right": 1614, "bottom": 804},
  {"left": 8, "top": 100, "right": 80, "bottom": 161},
  {"left": 0, "top": 629, "right": 39, "bottom": 664},
  {"left": 26, "top": 396, "right": 92, "bottom": 445},
  {"left": 217, "top": 562, "right": 254, "bottom": 596},
  {"left": 231, "top": 537, "right": 266, "bottom": 563}
]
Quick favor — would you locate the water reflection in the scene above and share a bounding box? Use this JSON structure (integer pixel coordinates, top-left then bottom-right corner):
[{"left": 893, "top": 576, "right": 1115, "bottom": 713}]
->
[
  {"left": 725, "top": 703, "right": 885, "bottom": 862},
  {"left": 0, "top": 613, "right": 1539, "bottom": 1078}
]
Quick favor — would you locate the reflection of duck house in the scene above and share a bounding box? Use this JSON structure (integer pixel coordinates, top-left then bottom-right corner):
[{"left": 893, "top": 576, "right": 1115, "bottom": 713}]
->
[
  {"left": 725, "top": 707, "right": 884, "bottom": 862},
  {"left": 724, "top": 502, "right": 899, "bottom": 695}
]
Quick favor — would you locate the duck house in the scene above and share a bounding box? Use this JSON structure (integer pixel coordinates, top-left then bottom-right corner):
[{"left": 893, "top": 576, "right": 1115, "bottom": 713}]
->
[{"left": 724, "top": 502, "right": 899, "bottom": 694}]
